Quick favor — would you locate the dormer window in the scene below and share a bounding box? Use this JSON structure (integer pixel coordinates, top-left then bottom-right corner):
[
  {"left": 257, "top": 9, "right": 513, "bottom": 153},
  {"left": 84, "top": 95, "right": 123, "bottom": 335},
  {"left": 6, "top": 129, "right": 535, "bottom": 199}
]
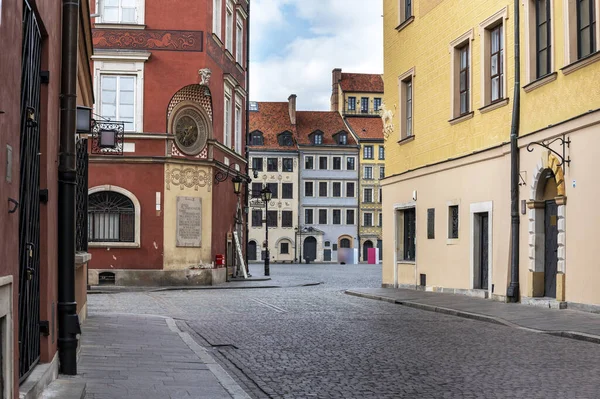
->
[
  {"left": 310, "top": 130, "right": 324, "bottom": 145},
  {"left": 333, "top": 131, "right": 348, "bottom": 145},
  {"left": 278, "top": 131, "right": 294, "bottom": 147},
  {"left": 249, "top": 131, "right": 264, "bottom": 146}
]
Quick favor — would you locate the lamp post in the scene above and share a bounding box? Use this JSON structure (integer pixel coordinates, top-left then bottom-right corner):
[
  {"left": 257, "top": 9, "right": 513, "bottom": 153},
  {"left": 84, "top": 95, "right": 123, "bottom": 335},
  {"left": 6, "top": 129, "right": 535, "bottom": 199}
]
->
[
  {"left": 232, "top": 176, "right": 243, "bottom": 280},
  {"left": 260, "top": 185, "right": 272, "bottom": 276}
]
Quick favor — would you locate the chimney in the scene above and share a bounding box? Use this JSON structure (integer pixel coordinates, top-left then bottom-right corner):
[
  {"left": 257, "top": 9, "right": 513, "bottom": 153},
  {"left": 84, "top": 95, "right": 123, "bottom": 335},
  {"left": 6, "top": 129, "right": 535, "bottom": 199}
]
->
[
  {"left": 288, "top": 94, "right": 297, "bottom": 125},
  {"left": 331, "top": 68, "right": 342, "bottom": 111}
]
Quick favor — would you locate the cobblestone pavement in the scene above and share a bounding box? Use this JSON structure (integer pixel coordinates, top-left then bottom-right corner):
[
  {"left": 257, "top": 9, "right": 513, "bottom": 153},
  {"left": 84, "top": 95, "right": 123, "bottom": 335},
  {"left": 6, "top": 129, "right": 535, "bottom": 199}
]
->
[{"left": 89, "top": 263, "right": 600, "bottom": 399}]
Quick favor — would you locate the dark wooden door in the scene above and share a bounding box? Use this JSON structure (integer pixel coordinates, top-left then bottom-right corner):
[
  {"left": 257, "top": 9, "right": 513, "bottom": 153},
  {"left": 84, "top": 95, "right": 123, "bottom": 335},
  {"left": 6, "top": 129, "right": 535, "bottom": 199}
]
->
[
  {"left": 377, "top": 240, "right": 383, "bottom": 261},
  {"left": 323, "top": 249, "right": 331, "bottom": 261},
  {"left": 544, "top": 200, "right": 558, "bottom": 298},
  {"left": 479, "top": 213, "right": 489, "bottom": 290},
  {"left": 303, "top": 237, "right": 317, "bottom": 261},
  {"left": 247, "top": 241, "right": 257, "bottom": 261},
  {"left": 362, "top": 241, "right": 373, "bottom": 261}
]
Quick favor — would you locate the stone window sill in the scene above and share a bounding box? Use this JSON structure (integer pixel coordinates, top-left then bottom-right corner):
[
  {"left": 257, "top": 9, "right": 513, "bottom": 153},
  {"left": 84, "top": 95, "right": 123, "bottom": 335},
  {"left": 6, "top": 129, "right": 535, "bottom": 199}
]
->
[
  {"left": 449, "top": 111, "right": 474, "bottom": 125},
  {"left": 396, "top": 260, "right": 416, "bottom": 265},
  {"left": 397, "top": 135, "right": 415, "bottom": 145},
  {"left": 446, "top": 238, "right": 459, "bottom": 245},
  {"left": 562, "top": 51, "right": 600, "bottom": 75},
  {"left": 395, "top": 16, "right": 415, "bottom": 32},
  {"left": 523, "top": 72, "right": 558, "bottom": 93},
  {"left": 94, "top": 23, "right": 146, "bottom": 30},
  {"left": 212, "top": 33, "right": 223, "bottom": 47},
  {"left": 89, "top": 242, "right": 140, "bottom": 249},
  {"left": 478, "top": 98, "right": 509, "bottom": 114}
]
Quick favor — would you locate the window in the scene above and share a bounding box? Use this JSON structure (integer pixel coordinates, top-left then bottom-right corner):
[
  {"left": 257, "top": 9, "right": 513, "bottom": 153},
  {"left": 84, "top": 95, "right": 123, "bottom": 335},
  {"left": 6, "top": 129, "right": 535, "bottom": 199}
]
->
[
  {"left": 251, "top": 182, "right": 262, "bottom": 198},
  {"left": 325, "top": 241, "right": 331, "bottom": 247},
  {"left": 305, "top": 209, "right": 314, "bottom": 225},
  {"left": 236, "top": 18, "right": 244, "bottom": 63},
  {"left": 234, "top": 102, "right": 242, "bottom": 153},
  {"left": 346, "top": 209, "right": 355, "bottom": 225},
  {"left": 379, "top": 166, "right": 385, "bottom": 179},
  {"left": 319, "top": 209, "right": 328, "bottom": 224},
  {"left": 305, "top": 156, "right": 314, "bottom": 170},
  {"left": 267, "top": 158, "right": 278, "bottom": 172},
  {"left": 364, "top": 188, "right": 373, "bottom": 203},
  {"left": 100, "top": 75, "right": 136, "bottom": 131},
  {"left": 480, "top": 10, "right": 507, "bottom": 107},
  {"left": 282, "top": 183, "right": 293, "bottom": 199},
  {"left": 333, "top": 209, "right": 341, "bottom": 225},
  {"left": 346, "top": 157, "right": 355, "bottom": 170},
  {"left": 280, "top": 242, "right": 289, "bottom": 254},
  {"left": 577, "top": 0, "right": 597, "bottom": 58},
  {"left": 450, "top": 31, "right": 474, "bottom": 119},
  {"left": 224, "top": 92, "right": 232, "bottom": 147},
  {"left": 378, "top": 146, "right": 385, "bottom": 160},
  {"left": 405, "top": 0, "right": 412, "bottom": 20},
  {"left": 459, "top": 44, "right": 470, "bottom": 114},
  {"left": 312, "top": 133, "right": 323, "bottom": 145},
  {"left": 282, "top": 211, "right": 293, "bottom": 227},
  {"left": 379, "top": 213, "right": 383, "bottom": 227},
  {"left": 267, "top": 183, "right": 278, "bottom": 199},
  {"left": 213, "top": 0, "right": 222, "bottom": 37},
  {"left": 346, "top": 182, "right": 355, "bottom": 198},
  {"left": 251, "top": 209, "right": 262, "bottom": 227},
  {"left": 364, "top": 166, "right": 373, "bottom": 180},
  {"left": 361, "top": 97, "right": 369, "bottom": 113},
  {"left": 278, "top": 133, "right": 294, "bottom": 146},
  {"left": 267, "top": 210, "right": 278, "bottom": 228},
  {"left": 374, "top": 98, "right": 382, "bottom": 111},
  {"left": 364, "top": 213, "right": 373, "bottom": 227},
  {"left": 333, "top": 157, "right": 341, "bottom": 170},
  {"left": 252, "top": 157, "right": 263, "bottom": 172},
  {"left": 490, "top": 25, "right": 504, "bottom": 102},
  {"left": 332, "top": 182, "right": 341, "bottom": 197},
  {"left": 319, "top": 156, "right": 328, "bottom": 170},
  {"left": 427, "top": 208, "right": 435, "bottom": 239},
  {"left": 305, "top": 182, "right": 314, "bottom": 197},
  {"left": 396, "top": 208, "right": 416, "bottom": 261},
  {"left": 319, "top": 182, "right": 328, "bottom": 197},
  {"left": 282, "top": 158, "right": 293, "bottom": 172},
  {"left": 249, "top": 131, "right": 264, "bottom": 146},
  {"left": 340, "top": 238, "right": 351, "bottom": 248},
  {"left": 102, "top": 0, "right": 138, "bottom": 23},
  {"left": 536, "top": 0, "right": 552, "bottom": 77},
  {"left": 448, "top": 205, "right": 459, "bottom": 239},
  {"left": 348, "top": 97, "right": 356, "bottom": 111},
  {"left": 225, "top": 3, "right": 233, "bottom": 51},
  {"left": 332, "top": 243, "right": 338, "bottom": 250},
  {"left": 398, "top": 68, "right": 415, "bottom": 139},
  {"left": 404, "top": 78, "right": 413, "bottom": 136},
  {"left": 378, "top": 187, "right": 382, "bottom": 203},
  {"left": 363, "top": 145, "right": 374, "bottom": 159},
  {"left": 88, "top": 191, "right": 135, "bottom": 242},
  {"left": 337, "top": 133, "right": 348, "bottom": 145}
]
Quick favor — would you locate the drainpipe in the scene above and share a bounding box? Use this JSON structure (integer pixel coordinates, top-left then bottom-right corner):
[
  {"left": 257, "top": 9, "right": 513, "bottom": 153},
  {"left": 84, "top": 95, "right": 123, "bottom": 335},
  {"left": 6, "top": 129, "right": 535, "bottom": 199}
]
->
[
  {"left": 57, "top": 0, "right": 81, "bottom": 375},
  {"left": 507, "top": 0, "right": 521, "bottom": 302},
  {"left": 243, "top": 1, "right": 250, "bottom": 271}
]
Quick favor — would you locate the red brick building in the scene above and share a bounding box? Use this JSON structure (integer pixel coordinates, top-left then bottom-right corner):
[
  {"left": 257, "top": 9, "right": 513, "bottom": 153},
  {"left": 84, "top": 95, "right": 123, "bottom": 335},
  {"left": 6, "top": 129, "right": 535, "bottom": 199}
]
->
[{"left": 88, "top": 0, "right": 249, "bottom": 285}]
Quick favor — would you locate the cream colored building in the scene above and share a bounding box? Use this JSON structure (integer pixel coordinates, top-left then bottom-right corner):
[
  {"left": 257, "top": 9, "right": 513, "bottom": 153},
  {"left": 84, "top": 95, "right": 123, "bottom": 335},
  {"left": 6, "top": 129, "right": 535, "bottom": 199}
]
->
[{"left": 382, "top": 0, "right": 600, "bottom": 309}]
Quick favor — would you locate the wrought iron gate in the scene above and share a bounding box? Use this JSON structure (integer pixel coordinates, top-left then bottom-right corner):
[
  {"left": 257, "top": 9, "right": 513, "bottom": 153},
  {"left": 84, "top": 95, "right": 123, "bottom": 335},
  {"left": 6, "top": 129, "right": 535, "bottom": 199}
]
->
[
  {"left": 18, "top": 0, "right": 42, "bottom": 381},
  {"left": 76, "top": 139, "right": 89, "bottom": 252}
]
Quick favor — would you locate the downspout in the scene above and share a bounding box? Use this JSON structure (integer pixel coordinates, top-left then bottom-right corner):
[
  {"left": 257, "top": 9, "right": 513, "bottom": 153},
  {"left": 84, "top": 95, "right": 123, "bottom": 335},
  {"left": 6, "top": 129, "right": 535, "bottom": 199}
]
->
[
  {"left": 58, "top": 0, "right": 81, "bottom": 375},
  {"left": 507, "top": 0, "right": 521, "bottom": 302},
  {"left": 244, "top": 1, "right": 250, "bottom": 272}
]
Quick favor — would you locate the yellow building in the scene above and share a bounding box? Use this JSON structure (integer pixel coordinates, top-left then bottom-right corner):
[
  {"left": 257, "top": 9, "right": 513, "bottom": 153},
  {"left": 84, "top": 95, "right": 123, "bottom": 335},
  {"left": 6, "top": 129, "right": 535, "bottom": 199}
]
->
[
  {"left": 382, "top": 0, "right": 600, "bottom": 309},
  {"left": 331, "top": 69, "right": 386, "bottom": 261}
]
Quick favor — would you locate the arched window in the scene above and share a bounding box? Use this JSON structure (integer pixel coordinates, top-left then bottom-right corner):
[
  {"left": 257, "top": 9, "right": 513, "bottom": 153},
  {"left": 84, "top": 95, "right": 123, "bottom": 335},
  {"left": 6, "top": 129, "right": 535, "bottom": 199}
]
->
[
  {"left": 340, "top": 238, "right": 351, "bottom": 248},
  {"left": 88, "top": 191, "right": 135, "bottom": 243}
]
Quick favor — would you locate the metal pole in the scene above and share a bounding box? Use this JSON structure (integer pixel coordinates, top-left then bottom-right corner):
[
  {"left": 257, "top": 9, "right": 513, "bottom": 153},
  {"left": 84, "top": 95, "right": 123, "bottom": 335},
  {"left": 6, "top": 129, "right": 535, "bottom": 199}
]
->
[
  {"left": 243, "top": 1, "right": 250, "bottom": 271},
  {"left": 507, "top": 0, "right": 521, "bottom": 302},
  {"left": 264, "top": 199, "right": 270, "bottom": 276},
  {"left": 58, "top": 0, "right": 81, "bottom": 375}
]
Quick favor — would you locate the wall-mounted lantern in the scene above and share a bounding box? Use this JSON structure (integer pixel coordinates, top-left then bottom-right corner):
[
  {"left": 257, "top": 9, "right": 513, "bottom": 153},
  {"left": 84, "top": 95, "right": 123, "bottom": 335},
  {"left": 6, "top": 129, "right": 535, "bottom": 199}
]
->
[{"left": 76, "top": 106, "right": 92, "bottom": 134}]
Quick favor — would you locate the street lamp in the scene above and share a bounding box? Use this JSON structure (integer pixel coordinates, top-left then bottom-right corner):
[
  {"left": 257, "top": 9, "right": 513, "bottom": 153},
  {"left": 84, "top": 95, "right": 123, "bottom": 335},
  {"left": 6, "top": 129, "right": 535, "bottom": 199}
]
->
[
  {"left": 232, "top": 175, "right": 243, "bottom": 195},
  {"left": 260, "top": 185, "right": 272, "bottom": 276}
]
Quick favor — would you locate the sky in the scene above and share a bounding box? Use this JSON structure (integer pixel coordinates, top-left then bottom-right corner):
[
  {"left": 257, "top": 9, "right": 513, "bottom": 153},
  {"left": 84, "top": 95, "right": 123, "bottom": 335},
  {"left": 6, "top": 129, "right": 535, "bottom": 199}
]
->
[{"left": 249, "top": 0, "right": 384, "bottom": 111}]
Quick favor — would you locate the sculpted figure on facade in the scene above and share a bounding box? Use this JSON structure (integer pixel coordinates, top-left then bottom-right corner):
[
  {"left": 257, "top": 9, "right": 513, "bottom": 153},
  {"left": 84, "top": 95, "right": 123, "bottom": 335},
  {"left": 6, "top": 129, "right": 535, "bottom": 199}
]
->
[
  {"left": 380, "top": 103, "right": 396, "bottom": 140},
  {"left": 198, "top": 68, "right": 212, "bottom": 86}
]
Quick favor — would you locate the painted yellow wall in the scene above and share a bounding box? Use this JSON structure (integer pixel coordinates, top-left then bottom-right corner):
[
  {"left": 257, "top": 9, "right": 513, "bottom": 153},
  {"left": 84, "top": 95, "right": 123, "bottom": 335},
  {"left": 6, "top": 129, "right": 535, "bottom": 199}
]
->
[
  {"left": 383, "top": 0, "right": 514, "bottom": 176},
  {"left": 359, "top": 143, "right": 385, "bottom": 241},
  {"left": 163, "top": 163, "right": 213, "bottom": 270}
]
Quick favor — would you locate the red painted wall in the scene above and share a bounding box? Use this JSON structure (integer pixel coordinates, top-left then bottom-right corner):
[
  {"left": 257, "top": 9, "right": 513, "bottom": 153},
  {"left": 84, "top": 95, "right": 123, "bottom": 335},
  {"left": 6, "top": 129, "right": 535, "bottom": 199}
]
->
[{"left": 87, "top": 163, "right": 165, "bottom": 270}]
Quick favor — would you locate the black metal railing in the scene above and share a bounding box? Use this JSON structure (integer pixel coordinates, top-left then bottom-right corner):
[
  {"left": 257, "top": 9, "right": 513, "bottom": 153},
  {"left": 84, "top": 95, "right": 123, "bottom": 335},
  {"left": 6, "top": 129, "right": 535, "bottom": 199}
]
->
[
  {"left": 343, "top": 109, "right": 381, "bottom": 116},
  {"left": 75, "top": 138, "right": 89, "bottom": 252}
]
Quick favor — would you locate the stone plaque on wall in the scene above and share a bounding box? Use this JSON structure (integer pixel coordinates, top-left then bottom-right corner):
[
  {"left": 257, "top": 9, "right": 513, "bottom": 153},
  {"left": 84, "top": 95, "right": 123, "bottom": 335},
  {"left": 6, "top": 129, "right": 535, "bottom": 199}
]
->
[{"left": 176, "top": 196, "right": 202, "bottom": 247}]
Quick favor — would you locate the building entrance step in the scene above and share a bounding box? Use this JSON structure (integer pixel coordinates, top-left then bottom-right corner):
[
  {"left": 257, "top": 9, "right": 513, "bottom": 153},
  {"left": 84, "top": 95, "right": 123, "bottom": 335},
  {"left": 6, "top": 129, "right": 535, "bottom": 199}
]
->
[
  {"left": 39, "top": 378, "right": 86, "bottom": 399},
  {"left": 520, "top": 296, "right": 567, "bottom": 309}
]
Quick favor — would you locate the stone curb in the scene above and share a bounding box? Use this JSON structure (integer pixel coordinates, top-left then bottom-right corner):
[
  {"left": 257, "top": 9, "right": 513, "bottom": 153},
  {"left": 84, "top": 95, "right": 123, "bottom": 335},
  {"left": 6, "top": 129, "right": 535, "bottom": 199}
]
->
[
  {"left": 88, "top": 281, "right": 323, "bottom": 294},
  {"left": 345, "top": 290, "right": 600, "bottom": 345}
]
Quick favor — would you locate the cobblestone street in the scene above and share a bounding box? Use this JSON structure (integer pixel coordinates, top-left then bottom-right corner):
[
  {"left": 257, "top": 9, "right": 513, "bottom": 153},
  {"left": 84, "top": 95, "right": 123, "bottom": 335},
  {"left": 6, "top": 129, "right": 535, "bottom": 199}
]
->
[{"left": 87, "top": 264, "right": 600, "bottom": 398}]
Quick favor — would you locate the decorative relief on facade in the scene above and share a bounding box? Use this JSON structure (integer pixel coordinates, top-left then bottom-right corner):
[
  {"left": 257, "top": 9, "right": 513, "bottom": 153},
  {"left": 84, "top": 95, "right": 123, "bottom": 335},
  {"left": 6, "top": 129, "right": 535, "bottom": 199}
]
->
[
  {"left": 167, "top": 85, "right": 213, "bottom": 122},
  {"left": 380, "top": 103, "right": 396, "bottom": 140},
  {"left": 198, "top": 68, "right": 212, "bottom": 86},
  {"left": 93, "top": 29, "right": 203, "bottom": 52},
  {"left": 166, "top": 164, "right": 212, "bottom": 192}
]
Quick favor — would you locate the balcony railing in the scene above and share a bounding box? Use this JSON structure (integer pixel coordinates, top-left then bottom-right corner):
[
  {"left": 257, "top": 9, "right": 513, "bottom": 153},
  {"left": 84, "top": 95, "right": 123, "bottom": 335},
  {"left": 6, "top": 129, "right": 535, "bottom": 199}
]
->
[{"left": 343, "top": 109, "right": 381, "bottom": 116}]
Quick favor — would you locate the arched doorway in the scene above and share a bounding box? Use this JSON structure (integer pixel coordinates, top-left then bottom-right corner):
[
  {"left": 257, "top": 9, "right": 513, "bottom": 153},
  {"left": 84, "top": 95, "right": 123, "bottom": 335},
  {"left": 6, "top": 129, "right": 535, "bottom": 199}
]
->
[
  {"left": 541, "top": 170, "right": 558, "bottom": 298},
  {"left": 363, "top": 240, "right": 373, "bottom": 261},
  {"left": 247, "top": 241, "right": 257, "bottom": 261},
  {"left": 303, "top": 236, "right": 317, "bottom": 262},
  {"left": 340, "top": 238, "right": 351, "bottom": 248}
]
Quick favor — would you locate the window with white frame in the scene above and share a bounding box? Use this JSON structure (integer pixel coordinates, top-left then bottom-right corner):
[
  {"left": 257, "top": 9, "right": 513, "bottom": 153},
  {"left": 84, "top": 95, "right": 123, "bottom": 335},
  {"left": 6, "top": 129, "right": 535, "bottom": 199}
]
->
[
  {"left": 305, "top": 209, "right": 314, "bottom": 225},
  {"left": 101, "top": 0, "right": 140, "bottom": 24},
  {"left": 213, "top": 0, "right": 222, "bottom": 38},
  {"left": 224, "top": 88, "right": 232, "bottom": 148},
  {"left": 234, "top": 98, "right": 242, "bottom": 153},
  {"left": 346, "top": 209, "right": 355, "bottom": 225},
  {"left": 398, "top": 67, "right": 415, "bottom": 140},
  {"left": 363, "top": 212, "right": 373, "bottom": 227},
  {"left": 100, "top": 75, "right": 136, "bottom": 131},
  {"left": 364, "top": 166, "right": 373, "bottom": 180},
  {"left": 236, "top": 16, "right": 244, "bottom": 63},
  {"left": 396, "top": 207, "right": 416, "bottom": 261},
  {"left": 480, "top": 9, "right": 508, "bottom": 107},
  {"left": 364, "top": 188, "right": 373, "bottom": 203},
  {"left": 225, "top": 2, "right": 233, "bottom": 52}
]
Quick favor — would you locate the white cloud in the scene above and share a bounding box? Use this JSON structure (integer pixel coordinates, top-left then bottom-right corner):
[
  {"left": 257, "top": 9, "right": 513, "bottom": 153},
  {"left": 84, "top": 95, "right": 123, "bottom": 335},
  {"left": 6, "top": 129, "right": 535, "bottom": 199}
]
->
[{"left": 250, "top": 0, "right": 383, "bottom": 110}]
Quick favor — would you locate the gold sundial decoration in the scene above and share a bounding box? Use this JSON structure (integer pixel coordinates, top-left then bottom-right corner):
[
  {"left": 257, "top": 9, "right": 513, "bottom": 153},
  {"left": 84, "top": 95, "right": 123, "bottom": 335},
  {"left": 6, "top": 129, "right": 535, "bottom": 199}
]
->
[{"left": 173, "top": 108, "right": 208, "bottom": 155}]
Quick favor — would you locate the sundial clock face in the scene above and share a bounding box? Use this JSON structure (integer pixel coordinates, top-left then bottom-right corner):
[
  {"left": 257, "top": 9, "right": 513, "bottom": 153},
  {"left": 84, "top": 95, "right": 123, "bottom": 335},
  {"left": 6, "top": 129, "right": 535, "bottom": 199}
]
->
[{"left": 173, "top": 108, "right": 207, "bottom": 155}]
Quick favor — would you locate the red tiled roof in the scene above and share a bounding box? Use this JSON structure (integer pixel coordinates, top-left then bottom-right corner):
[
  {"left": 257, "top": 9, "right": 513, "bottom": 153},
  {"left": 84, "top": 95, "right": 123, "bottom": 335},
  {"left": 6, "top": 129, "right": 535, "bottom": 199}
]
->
[
  {"left": 339, "top": 73, "right": 384, "bottom": 93},
  {"left": 345, "top": 117, "right": 384, "bottom": 140},
  {"left": 248, "top": 102, "right": 297, "bottom": 150},
  {"left": 296, "top": 111, "right": 357, "bottom": 146}
]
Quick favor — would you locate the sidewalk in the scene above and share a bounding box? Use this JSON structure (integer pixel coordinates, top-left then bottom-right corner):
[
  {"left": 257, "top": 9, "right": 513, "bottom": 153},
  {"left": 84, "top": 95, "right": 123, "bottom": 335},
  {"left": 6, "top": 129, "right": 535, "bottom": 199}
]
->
[
  {"left": 76, "top": 313, "right": 250, "bottom": 399},
  {"left": 345, "top": 288, "right": 600, "bottom": 344}
]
